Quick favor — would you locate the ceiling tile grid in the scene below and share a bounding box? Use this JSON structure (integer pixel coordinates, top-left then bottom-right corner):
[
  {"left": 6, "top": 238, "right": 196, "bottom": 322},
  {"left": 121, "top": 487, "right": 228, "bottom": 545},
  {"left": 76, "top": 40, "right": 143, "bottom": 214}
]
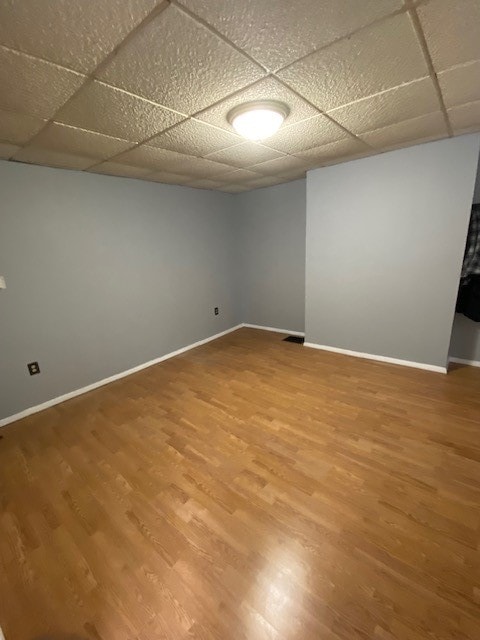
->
[
  {"left": 0, "top": 45, "right": 86, "bottom": 119},
  {"left": 217, "top": 168, "right": 261, "bottom": 183},
  {"left": 448, "top": 101, "right": 480, "bottom": 136},
  {"left": 26, "top": 122, "right": 133, "bottom": 161},
  {"left": 276, "top": 13, "right": 430, "bottom": 112},
  {"left": 0, "top": 0, "right": 161, "bottom": 73},
  {"left": 96, "top": 4, "right": 265, "bottom": 114},
  {"left": 195, "top": 76, "right": 319, "bottom": 130},
  {"left": 148, "top": 118, "right": 241, "bottom": 157},
  {"left": 55, "top": 80, "right": 187, "bottom": 142},
  {"left": 113, "top": 144, "right": 235, "bottom": 178},
  {"left": 260, "top": 114, "right": 354, "bottom": 154},
  {"left": 204, "top": 142, "right": 284, "bottom": 168},
  {"left": 0, "top": 108, "right": 47, "bottom": 145},
  {"left": 12, "top": 147, "right": 95, "bottom": 170},
  {"left": 325, "top": 77, "right": 440, "bottom": 135},
  {"left": 0, "top": 0, "right": 478, "bottom": 192},
  {"left": 88, "top": 161, "right": 153, "bottom": 179},
  {"left": 416, "top": 0, "right": 480, "bottom": 137},
  {"left": 248, "top": 155, "right": 310, "bottom": 177},
  {"left": 177, "top": 0, "right": 404, "bottom": 72},
  {"left": 360, "top": 111, "right": 448, "bottom": 150},
  {"left": 296, "top": 138, "right": 372, "bottom": 167}
]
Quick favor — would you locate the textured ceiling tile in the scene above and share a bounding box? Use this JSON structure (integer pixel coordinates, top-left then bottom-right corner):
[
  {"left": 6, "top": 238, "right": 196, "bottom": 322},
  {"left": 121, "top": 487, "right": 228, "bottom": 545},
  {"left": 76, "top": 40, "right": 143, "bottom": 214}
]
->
[
  {"left": 88, "top": 161, "right": 152, "bottom": 178},
  {"left": 248, "top": 155, "right": 308, "bottom": 176},
  {"left": 148, "top": 119, "right": 239, "bottom": 156},
  {"left": 0, "top": 0, "right": 159, "bottom": 74},
  {"left": 327, "top": 77, "right": 439, "bottom": 134},
  {"left": 0, "top": 109, "right": 47, "bottom": 144},
  {"left": 438, "top": 60, "right": 480, "bottom": 109},
  {"left": 179, "top": 0, "right": 402, "bottom": 71},
  {"left": 243, "top": 175, "right": 288, "bottom": 189},
  {"left": 31, "top": 122, "right": 132, "bottom": 160},
  {"left": 186, "top": 178, "right": 226, "bottom": 190},
  {"left": 217, "top": 184, "right": 250, "bottom": 193},
  {"left": 55, "top": 80, "right": 184, "bottom": 143},
  {"left": 263, "top": 115, "right": 349, "bottom": 154},
  {"left": 115, "top": 145, "right": 233, "bottom": 177},
  {"left": 12, "top": 147, "right": 94, "bottom": 169},
  {"left": 447, "top": 101, "right": 480, "bottom": 134},
  {"left": 0, "top": 142, "right": 20, "bottom": 159},
  {"left": 360, "top": 112, "right": 448, "bottom": 149},
  {"left": 147, "top": 171, "right": 192, "bottom": 185},
  {"left": 196, "top": 77, "right": 319, "bottom": 131},
  {"left": 277, "top": 13, "right": 427, "bottom": 111},
  {"left": 417, "top": 0, "right": 480, "bottom": 72},
  {"left": 296, "top": 138, "right": 370, "bottom": 166},
  {"left": 218, "top": 168, "right": 260, "bottom": 183},
  {"left": 205, "top": 142, "right": 283, "bottom": 168},
  {"left": 280, "top": 169, "right": 307, "bottom": 181},
  {"left": 114, "top": 145, "right": 182, "bottom": 170},
  {"left": 0, "top": 46, "right": 85, "bottom": 119},
  {"left": 98, "top": 5, "right": 264, "bottom": 114}
]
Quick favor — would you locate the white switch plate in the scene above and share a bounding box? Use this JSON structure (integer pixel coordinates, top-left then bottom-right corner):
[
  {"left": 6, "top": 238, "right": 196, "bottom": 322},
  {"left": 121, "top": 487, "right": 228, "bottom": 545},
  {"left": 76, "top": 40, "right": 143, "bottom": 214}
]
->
[{"left": 0, "top": 276, "right": 6, "bottom": 289}]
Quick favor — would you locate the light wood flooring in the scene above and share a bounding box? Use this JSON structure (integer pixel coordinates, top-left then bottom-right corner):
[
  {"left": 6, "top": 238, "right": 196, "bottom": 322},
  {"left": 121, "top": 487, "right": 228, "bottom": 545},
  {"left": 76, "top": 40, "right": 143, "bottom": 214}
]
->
[{"left": 1, "top": 328, "right": 480, "bottom": 640}]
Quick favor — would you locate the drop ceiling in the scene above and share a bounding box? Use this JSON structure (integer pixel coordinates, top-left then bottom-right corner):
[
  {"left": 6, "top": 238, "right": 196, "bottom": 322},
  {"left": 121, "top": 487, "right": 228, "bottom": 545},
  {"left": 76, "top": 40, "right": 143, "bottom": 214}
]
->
[{"left": 0, "top": 0, "right": 479, "bottom": 192}]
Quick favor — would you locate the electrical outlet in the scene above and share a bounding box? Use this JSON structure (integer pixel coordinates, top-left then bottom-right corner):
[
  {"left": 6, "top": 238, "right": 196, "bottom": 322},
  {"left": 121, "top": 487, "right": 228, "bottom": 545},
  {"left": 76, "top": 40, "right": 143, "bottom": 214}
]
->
[
  {"left": 27, "top": 361, "right": 40, "bottom": 376},
  {"left": 214, "top": 307, "right": 219, "bottom": 316}
]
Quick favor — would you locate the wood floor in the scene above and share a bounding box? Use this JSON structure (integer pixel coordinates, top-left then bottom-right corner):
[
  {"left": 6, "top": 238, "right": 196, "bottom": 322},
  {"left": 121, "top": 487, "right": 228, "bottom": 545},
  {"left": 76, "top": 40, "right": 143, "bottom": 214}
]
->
[{"left": 1, "top": 328, "right": 480, "bottom": 640}]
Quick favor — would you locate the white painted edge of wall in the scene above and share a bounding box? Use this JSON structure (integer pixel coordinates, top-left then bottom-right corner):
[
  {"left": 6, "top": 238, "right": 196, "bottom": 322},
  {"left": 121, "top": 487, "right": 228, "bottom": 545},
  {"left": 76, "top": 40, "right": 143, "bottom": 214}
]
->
[
  {"left": 449, "top": 356, "right": 480, "bottom": 368},
  {"left": 0, "top": 324, "right": 243, "bottom": 429},
  {"left": 242, "top": 323, "right": 305, "bottom": 337},
  {"left": 303, "top": 342, "right": 447, "bottom": 374}
]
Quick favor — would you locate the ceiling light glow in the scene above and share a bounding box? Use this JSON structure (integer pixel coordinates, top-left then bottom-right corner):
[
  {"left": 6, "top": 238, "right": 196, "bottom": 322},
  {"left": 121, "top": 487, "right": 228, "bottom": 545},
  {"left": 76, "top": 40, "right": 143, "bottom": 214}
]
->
[{"left": 227, "top": 101, "right": 290, "bottom": 141}]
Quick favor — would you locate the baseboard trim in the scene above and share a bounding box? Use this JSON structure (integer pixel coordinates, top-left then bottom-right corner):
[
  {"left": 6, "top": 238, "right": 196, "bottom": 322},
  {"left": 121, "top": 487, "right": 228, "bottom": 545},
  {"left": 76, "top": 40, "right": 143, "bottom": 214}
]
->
[
  {"left": 0, "top": 324, "right": 243, "bottom": 429},
  {"left": 449, "top": 356, "right": 480, "bottom": 368},
  {"left": 303, "top": 342, "right": 447, "bottom": 374},
  {"left": 242, "top": 323, "right": 305, "bottom": 337}
]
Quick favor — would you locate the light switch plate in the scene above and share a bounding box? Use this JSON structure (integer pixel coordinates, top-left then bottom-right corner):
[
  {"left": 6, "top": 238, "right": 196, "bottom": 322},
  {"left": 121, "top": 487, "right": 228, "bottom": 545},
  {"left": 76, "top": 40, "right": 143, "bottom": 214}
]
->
[{"left": 0, "top": 276, "right": 5, "bottom": 289}]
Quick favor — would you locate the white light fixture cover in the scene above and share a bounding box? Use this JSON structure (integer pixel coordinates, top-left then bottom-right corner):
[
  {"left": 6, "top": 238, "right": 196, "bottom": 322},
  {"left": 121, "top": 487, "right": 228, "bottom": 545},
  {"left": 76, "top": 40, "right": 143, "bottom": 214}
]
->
[{"left": 227, "top": 101, "right": 290, "bottom": 141}]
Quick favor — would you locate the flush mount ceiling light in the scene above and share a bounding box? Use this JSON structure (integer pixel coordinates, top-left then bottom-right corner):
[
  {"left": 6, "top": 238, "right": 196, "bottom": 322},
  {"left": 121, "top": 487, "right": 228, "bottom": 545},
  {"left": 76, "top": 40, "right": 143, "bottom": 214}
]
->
[{"left": 227, "top": 101, "right": 290, "bottom": 141}]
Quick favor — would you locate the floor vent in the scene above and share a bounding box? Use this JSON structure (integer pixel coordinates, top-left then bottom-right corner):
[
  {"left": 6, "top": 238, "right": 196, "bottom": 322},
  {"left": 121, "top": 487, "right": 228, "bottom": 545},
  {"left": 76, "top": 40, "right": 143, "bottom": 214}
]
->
[{"left": 283, "top": 335, "right": 305, "bottom": 344}]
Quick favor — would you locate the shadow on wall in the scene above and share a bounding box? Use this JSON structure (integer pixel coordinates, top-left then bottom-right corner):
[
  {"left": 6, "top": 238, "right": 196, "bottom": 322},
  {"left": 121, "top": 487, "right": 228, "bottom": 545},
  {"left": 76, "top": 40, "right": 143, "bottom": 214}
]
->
[
  {"left": 462, "top": 320, "right": 480, "bottom": 358},
  {"left": 450, "top": 313, "right": 480, "bottom": 361}
]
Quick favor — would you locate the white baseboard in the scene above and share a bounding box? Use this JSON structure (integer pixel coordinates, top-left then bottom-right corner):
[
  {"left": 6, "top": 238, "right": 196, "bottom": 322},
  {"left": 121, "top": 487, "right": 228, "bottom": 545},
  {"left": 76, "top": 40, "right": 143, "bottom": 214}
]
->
[
  {"left": 303, "top": 341, "right": 447, "bottom": 374},
  {"left": 449, "top": 356, "right": 480, "bottom": 368},
  {"left": 0, "top": 324, "right": 243, "bottom": 429},
  {"left": 242, "top": 323, "right": 305, "bottom": 337}
]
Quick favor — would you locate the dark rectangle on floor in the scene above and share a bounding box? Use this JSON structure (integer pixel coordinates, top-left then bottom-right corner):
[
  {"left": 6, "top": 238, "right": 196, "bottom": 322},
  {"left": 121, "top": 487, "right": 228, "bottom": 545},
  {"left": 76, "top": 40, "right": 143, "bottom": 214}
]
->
[{"left": 283, "top": 335, "right": 305, "bottom": 344}]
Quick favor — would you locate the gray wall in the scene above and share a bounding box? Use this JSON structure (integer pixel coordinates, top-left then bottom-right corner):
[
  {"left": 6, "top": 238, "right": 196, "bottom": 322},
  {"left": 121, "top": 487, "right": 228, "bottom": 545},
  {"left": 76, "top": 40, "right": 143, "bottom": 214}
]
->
[
  {"left": 3, "top": 135, "right": 479, "bottom": 421},
  {"left": 0, "top": 161, "right": 239, "bottom": 420},
  {"left": 236, "top": 180, "right": 306, "bottom": 333},
  {"left": 449, "top": 314, "right": 480, "bottom": 363},
  {"left": 449, "top": 153, "right": 480, "bottom": 363},
  {"left": 305, "top": 134, "right": 480, "bottom": 368}
]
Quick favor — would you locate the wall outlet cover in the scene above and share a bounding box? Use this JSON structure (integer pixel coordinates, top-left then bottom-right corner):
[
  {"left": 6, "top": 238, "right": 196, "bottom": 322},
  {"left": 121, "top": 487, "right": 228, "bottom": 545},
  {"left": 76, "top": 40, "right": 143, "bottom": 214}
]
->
[{"left": 27, "top": 361, "right": 40, "bottom": 376}]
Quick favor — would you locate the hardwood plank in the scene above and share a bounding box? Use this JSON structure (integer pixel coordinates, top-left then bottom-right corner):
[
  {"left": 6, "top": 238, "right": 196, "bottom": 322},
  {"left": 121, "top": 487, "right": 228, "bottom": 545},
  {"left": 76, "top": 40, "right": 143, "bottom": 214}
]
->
[{"left": 0, "top": 328, "right": 479, "bottom": 639}]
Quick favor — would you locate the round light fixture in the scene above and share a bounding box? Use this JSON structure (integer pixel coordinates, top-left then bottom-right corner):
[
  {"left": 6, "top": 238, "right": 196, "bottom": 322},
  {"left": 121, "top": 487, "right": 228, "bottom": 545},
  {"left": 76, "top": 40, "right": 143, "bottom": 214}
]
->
[{"left": 227, "top": 101, "right": 290, "bottom": 141}]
